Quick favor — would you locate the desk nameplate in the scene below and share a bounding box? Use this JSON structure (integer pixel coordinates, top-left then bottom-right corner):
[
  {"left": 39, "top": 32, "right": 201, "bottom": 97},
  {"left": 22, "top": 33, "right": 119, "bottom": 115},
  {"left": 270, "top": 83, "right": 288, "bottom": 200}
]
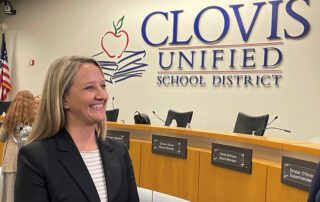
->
[
  {"left": 281, "top": 156, "right": 317, "bottom": 191},
  {"left": 211, "top": 143, "right": 252, "bottom": 174},
  {"left": 107, "top": 130, "right": 130, "bottom": 149},
  {"left": 152, "top": 135, "right": 187, "bottom": 159}
]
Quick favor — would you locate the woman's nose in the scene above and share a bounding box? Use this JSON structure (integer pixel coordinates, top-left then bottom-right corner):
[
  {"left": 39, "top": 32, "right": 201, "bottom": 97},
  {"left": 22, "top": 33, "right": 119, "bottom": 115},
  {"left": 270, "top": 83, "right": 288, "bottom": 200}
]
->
[{"left": 96, "top": 87, "right": 108, "bottom": 101}]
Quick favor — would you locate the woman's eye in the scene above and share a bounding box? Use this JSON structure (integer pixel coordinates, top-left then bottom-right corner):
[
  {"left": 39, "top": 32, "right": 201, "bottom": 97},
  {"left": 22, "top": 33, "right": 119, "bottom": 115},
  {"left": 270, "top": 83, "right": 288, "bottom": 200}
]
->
[
  {"left": 84, "top": 86, "right": 94, "bottom": 90},
  {"left": 101, "top": 84, "right": 106, "bottom": 89}
]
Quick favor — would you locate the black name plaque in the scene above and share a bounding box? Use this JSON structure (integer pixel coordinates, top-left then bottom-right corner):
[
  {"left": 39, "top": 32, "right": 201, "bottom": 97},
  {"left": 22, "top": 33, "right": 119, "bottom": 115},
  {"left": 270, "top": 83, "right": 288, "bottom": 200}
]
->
[
  {"left": 281, "top": 156, "right": 318, "bottom": 191},
  {"left": 107, "top": 130, "right": 130, "bottom": 149},
  {"left": 152, "top": 135, "right": 187, "bottom": 159},
  {"left": 211, "top": 143, "right": 252, "bottom": 174}
]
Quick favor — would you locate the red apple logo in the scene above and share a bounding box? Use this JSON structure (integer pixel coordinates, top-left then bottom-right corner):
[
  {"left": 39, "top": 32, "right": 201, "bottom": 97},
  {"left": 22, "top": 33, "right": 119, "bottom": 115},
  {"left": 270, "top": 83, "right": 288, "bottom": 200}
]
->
[{"left": 101, "top": 16, "right": 129, "bottom": 58}]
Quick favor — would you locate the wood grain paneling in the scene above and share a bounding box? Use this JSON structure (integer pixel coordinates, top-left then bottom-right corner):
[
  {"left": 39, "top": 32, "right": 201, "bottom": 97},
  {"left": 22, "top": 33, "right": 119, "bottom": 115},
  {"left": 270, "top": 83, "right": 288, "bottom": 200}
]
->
[
  {"left": 198, "top": 150, "right": 268, "bottom": 202},
  {"left": 107, "top": 122, "right": 320, "bottom": 156},
  {"left": 139, "top": 142, "right": 200, "bottom": 202},
  {"left": 266, "top": 163, "right": 308, "bottom": 202},
  {"left": 128, "top": 140, "right": 142, "bottom": 186}
]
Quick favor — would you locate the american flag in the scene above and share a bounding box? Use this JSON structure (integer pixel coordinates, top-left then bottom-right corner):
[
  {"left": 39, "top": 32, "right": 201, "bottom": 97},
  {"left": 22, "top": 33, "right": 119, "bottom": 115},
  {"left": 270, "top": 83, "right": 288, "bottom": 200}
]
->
[{"left": 0, "top": 33, "right": 11, "bottom": 101}]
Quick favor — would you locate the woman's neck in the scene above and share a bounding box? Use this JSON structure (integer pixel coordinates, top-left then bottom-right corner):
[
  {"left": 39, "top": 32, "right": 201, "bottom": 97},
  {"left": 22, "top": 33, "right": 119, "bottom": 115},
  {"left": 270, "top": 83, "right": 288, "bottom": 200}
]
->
[{"left": 65, "top": 124, "right": 98, "bottom": 152}]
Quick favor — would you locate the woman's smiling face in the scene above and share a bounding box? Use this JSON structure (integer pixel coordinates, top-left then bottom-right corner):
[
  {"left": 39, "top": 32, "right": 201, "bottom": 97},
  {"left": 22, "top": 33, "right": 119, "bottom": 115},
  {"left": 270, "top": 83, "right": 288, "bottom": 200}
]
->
[{"left": 63, "top": 63, "right": 108, "bottom": 127}]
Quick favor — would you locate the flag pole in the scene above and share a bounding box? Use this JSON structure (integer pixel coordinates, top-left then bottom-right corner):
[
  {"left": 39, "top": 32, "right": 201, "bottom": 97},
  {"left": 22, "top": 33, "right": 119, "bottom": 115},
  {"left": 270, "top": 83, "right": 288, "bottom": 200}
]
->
[{"left": 0, "top": 24, "right": 7, "bottom": 100}]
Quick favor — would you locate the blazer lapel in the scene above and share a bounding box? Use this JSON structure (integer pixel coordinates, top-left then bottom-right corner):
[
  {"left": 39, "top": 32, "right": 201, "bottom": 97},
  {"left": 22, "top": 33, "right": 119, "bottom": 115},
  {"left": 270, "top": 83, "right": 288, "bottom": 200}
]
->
[
  {"left": 98, "top": 138, "right": 123, "bottom": 202},
  {"left": 55, "top": 129, "right": 100, "bottom": 202}
]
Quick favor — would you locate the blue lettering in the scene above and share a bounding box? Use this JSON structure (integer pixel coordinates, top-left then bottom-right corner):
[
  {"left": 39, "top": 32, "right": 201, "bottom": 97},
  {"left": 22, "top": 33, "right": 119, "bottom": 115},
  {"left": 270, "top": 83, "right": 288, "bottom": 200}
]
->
[
  {"left": 230, "top": 2, "right": 266, "bottom": 41},
  {"left": 227, "top": 75, "right": 233, "bottom": 86},
  {"left": 273, "top": 75, "right": 282, "bottom": 86},
  {"left": 255, "top": 75, "right": 260, "bottom": 86},
  {"left": 284, "top": 0, "right": 310, "bottom": 39},
  {"left": 229, "top": 49, "right": 236, "bottom": 68},
  {"left": 169, "top": 10, "right": 192, "bottom": 45},
  {"left": 212, "top": 75, "right": 221, "bottom": 86},
  {"left": 235, "top": 75, "right": 243, "bottom": 85},
  {"left": 267, "top": 0, "right": 283, "bottom": 39},
  {"left": 178, "top": 51, "right": 195, "bottom": 69},
  {"left": 180, "top": 76, "right": 189, "bottom": 86},
  {"left": 141, "top": 11, "right": 168, "bottom": 46},
  {"left": 171, "top": 76, "right": 179, "bottom": 85},
  {"left": 163, "top": 76, "right": 170, "bottom": 86},
  {"left": 200, "top": 50, "right": 206, "bottom": 69},
  {"left": 199, "top": 76, "right": 206, "bottom": 86},
  {"left": 242, "top": 48, "right": 256, "bottom": 68},
  {"left": 194, "top": 6, "right": 230, "bottom": 43},
  {"left": 244, "top": 75, "right": 254, "bottom": 86},
  {"left": 261, "top": 75, "right": 271, "bottom": 86},
  {"left": 157, "top": 76, "right": 162, "bottom": 85},
  {"left": 263, "top": 47, "right": 282, "bottom": 67},
  {"left": 213, "top": 50, "right": 224, "bottom": 68},
  {"left": 189, "top": 75, "right": 198, "bottom": 86},
  {"left": 159, "top": 52, "right": 174, "bottom": 70}
]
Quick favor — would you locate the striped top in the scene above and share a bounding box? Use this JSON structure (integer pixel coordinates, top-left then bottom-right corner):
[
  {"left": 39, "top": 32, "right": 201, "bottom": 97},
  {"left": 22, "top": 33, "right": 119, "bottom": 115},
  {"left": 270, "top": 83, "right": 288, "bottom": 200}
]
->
[{"left": 80, "top": 149, "right": 108, "bottom": 202}]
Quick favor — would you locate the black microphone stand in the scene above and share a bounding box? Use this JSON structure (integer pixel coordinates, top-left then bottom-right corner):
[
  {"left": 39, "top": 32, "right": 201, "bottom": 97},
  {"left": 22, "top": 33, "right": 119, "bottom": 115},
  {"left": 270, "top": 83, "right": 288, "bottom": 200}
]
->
[
  {"left": 112, "top": 97, "right": 115, "bottom": 110},
  {"left": 252, "top": 116, "right": 291, "bottom": 135},
  {"left": 152, "top": 111, "right": 165, "bottom": 123},
  {"left": 252, "top": 116, "right": 278, "bottom": 135}
]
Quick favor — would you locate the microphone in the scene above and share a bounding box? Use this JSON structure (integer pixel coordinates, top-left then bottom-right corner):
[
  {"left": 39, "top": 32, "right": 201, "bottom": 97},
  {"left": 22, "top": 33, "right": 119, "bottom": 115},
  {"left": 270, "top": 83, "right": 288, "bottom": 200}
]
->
[
  {"left": 112, "top": 97, "right": 115, "bottom": 110},
  {"left": 268, "top": 115, "right": 278, "bottom": 126},
  {"left": 152, "top": 111, "right": 165, "bottom": 123},
  {"left": 264, "top": 127, "right": 291, "bottom": 133},
  {"left": 252, "top": 116, "right": 290, "bottom": 135},
  {"left": 253, "top": 116, "right": 278, "bottom": 135},
  {"left": 253, "top": 127, "right": 291, "bottom": 135}
]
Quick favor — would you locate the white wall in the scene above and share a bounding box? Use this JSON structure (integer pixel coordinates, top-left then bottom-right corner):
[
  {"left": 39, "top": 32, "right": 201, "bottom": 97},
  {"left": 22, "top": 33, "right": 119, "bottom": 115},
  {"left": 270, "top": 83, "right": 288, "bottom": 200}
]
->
[{"left": 0, "top": 0, "right": 319, "bottom": 141}]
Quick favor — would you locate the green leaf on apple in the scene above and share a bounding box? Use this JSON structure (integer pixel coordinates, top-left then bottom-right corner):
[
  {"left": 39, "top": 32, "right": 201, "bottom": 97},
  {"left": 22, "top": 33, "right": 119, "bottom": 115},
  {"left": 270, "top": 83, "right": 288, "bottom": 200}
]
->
[{"left": 113, "top": 16, "right": 125, "bottom": 34}]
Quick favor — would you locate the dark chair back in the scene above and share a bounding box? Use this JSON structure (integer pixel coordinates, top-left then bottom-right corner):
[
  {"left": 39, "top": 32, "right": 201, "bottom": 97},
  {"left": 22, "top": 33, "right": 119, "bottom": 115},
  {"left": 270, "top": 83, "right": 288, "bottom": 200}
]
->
[
  {"left": 233, "top": 112, "right": 269, "bottom": 136},
  {"left": 164, "top": 110, "right": 193, "bottom": 128},
  {"left": 0, "top": 101, "right": 11, "bottom": 115},
  {"left": 106, "top": 108, "right": 119, "bottom": 122}
]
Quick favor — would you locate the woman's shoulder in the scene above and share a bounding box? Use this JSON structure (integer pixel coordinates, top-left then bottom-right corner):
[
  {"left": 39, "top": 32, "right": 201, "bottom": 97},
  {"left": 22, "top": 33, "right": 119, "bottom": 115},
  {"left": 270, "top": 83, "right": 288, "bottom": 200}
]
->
[
  {"left": 20, "top": 136, "right": 56, "bottom": 157},
  {"left": 0, "top": 126, "right": 8, "bottom": 136},
  {"left": 0, "top": 126, "right": 10, "bottom": 141}
]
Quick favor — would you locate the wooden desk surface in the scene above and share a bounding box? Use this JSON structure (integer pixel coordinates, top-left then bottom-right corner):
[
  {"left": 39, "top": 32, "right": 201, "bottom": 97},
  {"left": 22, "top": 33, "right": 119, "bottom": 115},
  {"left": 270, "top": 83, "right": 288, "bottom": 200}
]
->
[
  {"left": 0, "top": 116, "right": 318, "bottom": 156},
  {"left": 107, "top": 122, "right": 320, "bottom": 156}
]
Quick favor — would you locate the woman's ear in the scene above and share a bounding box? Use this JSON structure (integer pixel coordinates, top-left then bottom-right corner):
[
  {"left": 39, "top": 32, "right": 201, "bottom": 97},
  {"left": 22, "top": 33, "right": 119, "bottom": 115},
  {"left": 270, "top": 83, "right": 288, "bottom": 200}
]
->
[{"left": 63, "top": 96, "right": 70, "bottom": 110}]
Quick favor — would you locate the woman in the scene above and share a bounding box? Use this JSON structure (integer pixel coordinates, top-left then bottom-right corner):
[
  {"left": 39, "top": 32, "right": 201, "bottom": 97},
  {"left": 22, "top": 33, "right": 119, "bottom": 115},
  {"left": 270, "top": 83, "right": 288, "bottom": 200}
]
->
[
  {"left": 0, "top": 90, "right": 36, "bottom": 202},
  {"left": 34, "top": 95, "right": 41, "bottom": 110},
  {"left": 14, "top": 56, "right": 139, "bottom": 202}
]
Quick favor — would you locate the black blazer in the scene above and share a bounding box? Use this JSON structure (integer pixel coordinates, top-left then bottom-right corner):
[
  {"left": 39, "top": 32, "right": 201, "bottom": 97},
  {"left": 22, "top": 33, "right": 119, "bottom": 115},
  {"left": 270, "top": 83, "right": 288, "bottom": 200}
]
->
[
  {"left": 14, "top": 128, "right": 139, "bottom": 202},
  {"left": 308, "top": 163, "right": 320, "bottom": 202}
]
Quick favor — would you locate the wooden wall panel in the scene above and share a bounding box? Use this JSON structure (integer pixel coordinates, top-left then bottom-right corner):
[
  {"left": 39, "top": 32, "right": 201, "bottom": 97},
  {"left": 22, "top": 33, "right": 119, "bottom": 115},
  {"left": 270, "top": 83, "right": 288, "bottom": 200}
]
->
[
  {"left": 266, "top": 163, "right": 308, "bottom": 202},
  {"left": 106, "top": 123, "right": 319, "bottom": 201},
  {"left": 128, "top": 140, "right": 141, "bottom": 186},
  {"left": 139, "top": 142, "right": 200, "bottom": 202},
  {"left": 198, "top": 151, "right": 268, "bottom": 202}
]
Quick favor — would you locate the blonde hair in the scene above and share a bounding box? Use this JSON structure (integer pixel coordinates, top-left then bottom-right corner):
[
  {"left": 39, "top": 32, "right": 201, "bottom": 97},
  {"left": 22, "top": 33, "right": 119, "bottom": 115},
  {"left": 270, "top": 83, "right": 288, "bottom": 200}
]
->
[
  {"left": 2, "top": 90, "right": 36, "bottom": 135},
  {"left": 27, "top": 56, "right": 106, "bottom": 143}
]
